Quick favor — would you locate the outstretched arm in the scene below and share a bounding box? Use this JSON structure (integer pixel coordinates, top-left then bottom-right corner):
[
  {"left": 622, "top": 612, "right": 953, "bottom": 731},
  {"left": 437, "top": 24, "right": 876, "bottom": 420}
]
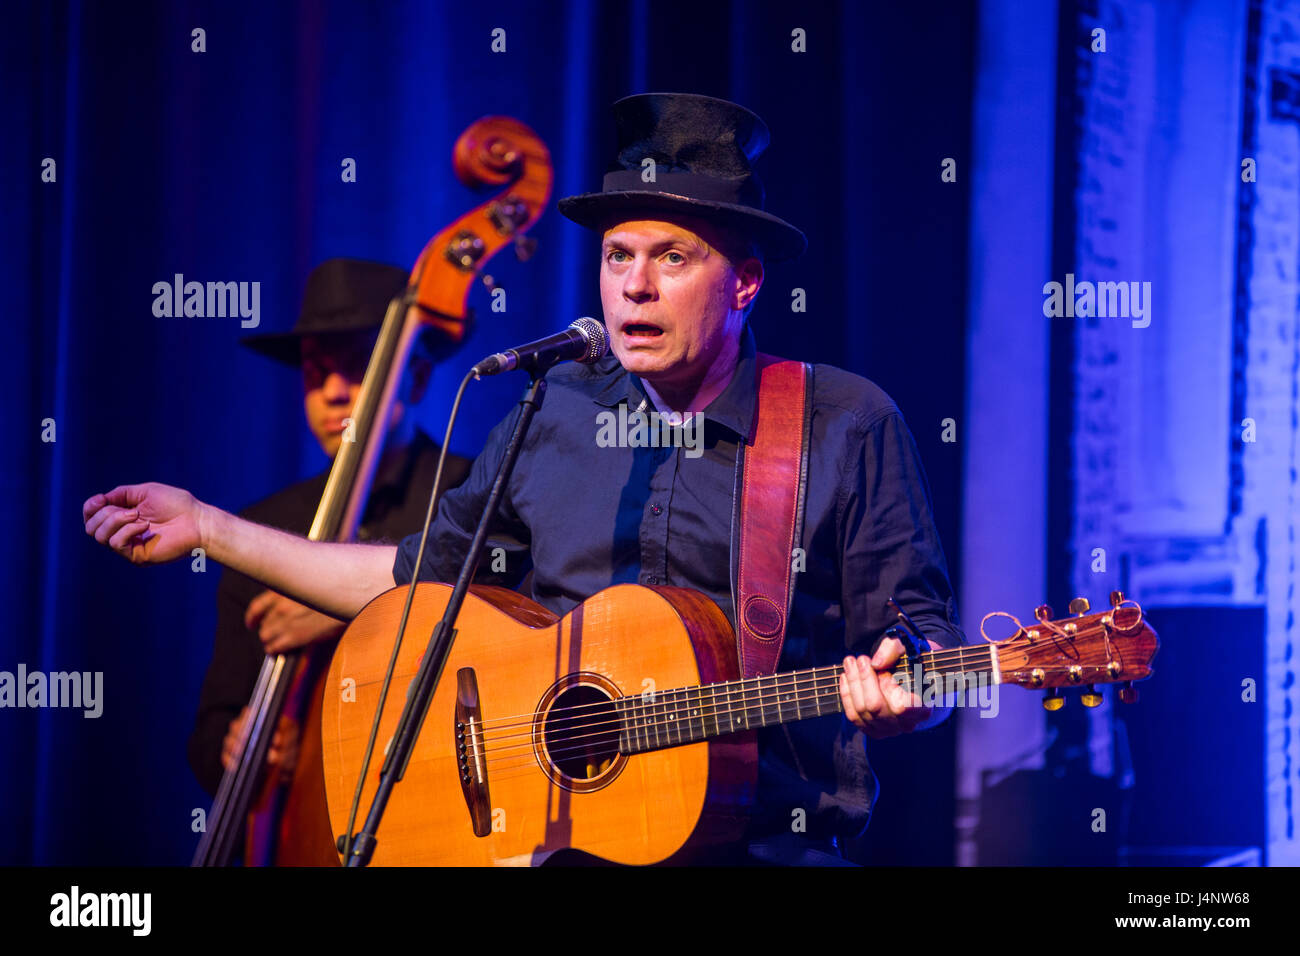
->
[{"left": 83, "top": 482, "right": 395, "bottom": 620}]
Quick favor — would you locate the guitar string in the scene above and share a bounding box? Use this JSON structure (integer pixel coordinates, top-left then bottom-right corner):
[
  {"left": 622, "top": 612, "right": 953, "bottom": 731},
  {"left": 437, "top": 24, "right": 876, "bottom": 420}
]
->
[
  {"left": 473, "top": 682, "right": 850, "bottom": 774},
  {"left": 450, "top": 662, "right": 946, "bottom": 757},
  {"left": 472, "top": 667, "right": 910, "bottom": 748},
  {"left": 473, "top": 660, "right": 1129, "bottom": 776},
  {"left": 389, "top": 612, "right": 1146, "bottom": 781},
  {"left": 468, "top": 654, "right": 1006, "bottom": 745},
  {"left": 474, "top": 670, "right": 856, "bottom": 761},
  {"left": 448, "top": 654, "right": 1122, "bottom": 765},
  {"left": 463, "top": 646, "right": 997, "bottom": 733},
  {"left": 461, "top": 611, "right": 1137, "bottom": 735},
  {"left": 464, "top": 663, "right": 1115, "bottom": 771}
]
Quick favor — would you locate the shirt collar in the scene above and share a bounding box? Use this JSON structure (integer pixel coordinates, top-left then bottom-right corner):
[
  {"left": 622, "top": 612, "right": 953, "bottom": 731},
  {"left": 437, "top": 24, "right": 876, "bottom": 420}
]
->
[{"left": 591, "top": 325, "right": 760, "bottom": 442}]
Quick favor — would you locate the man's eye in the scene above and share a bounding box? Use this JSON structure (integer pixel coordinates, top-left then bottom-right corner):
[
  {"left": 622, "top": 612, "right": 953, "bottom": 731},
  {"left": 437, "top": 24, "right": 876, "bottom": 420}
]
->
[
  {"left": 607, "top": 250, "right": 629, "bottom": 263},
  {"left": 663, "top": 251, "right": 685, "bottom": 264}
]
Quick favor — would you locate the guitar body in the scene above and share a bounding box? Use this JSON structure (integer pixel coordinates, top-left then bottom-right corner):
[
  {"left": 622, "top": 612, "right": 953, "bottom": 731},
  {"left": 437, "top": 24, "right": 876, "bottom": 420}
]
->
[{"left": 321, "top": 583, "right": 756, "bottom": 866}]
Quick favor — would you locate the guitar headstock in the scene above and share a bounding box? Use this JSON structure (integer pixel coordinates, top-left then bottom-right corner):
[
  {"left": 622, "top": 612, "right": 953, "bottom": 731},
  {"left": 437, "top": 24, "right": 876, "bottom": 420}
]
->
[{"left": 992, "top": 591, "right": 1159, "bottom": 709}]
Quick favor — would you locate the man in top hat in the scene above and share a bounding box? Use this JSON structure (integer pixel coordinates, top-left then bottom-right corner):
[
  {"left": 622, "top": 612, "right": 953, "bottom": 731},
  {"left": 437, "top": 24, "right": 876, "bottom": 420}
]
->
[
  {"left": 88, "top": 94, "right": 965, "bottom": 865},
  {"left": 187, "top": 258, "right": 472, "bottom": 797}
]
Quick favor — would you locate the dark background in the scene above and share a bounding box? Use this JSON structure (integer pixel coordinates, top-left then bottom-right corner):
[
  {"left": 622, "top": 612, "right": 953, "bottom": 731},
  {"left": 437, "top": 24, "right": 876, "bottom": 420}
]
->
[{"left": 7, "top": 0, "right": 978, "bottom": 865}]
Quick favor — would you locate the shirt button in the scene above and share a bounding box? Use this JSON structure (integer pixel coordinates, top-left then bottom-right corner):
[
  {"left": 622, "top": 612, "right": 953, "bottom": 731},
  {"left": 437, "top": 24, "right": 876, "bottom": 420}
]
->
[
  {"left": 645, "top": 575, "right": 659, "bottom": 585},
  {"left": 650, "top": 504, "right": 663, "bottom": 516}
]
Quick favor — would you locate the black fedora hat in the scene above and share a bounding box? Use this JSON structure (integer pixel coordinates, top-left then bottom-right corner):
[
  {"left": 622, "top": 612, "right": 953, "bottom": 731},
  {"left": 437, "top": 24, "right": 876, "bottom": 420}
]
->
[
  {"left": 557, "top": 92, "right": 807, "bottom": 261},
  {"left": 241, "top": 257, "right": 411, "bottom": 366}
]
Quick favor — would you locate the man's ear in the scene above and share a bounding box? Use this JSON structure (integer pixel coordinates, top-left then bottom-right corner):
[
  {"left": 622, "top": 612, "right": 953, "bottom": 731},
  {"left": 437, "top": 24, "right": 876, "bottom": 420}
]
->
[{"left": 734, "top": 257, "right": 764, "bottom": 311}]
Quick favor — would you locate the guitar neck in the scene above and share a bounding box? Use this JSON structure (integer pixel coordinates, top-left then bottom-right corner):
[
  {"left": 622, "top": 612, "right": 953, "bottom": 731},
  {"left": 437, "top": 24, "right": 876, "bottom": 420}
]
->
[{"left": 615, "top": 645, "right": 997, "bottom": 754}]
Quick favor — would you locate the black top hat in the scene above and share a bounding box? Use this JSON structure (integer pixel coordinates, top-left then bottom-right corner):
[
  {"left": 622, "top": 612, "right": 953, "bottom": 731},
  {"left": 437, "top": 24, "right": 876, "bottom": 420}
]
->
[
  {"left": 557, "top": 92, "right": 807, "bottom": 261},
  {"left": 241, "top": 258, "right": 411, "bottom": 366}
]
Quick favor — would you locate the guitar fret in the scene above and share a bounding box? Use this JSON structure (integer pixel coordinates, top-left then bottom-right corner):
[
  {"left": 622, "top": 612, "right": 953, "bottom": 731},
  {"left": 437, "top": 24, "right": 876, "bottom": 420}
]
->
[
  {"left": 619, "top": 647, "right": 1012, "bottom": 756},
  {"left": 640, "top": 693, "right": 651, "bottom": 752},
  {"left": 616, "top": 697, "right": 629, "bottom": 753},
  {"left": 824, "top": 668, "right": 840, "bottom": 717},
  {"left": 623, "top": 662, "right": 887, "bottom": 754},
  {"left": 652, "top": 688, "right": 664, "bottom": 750},
  {"left": 759, "top": 676, "right": 774, "bottom": 728},
  {"left": 797, "top": 671, "right": 813, "bottom": 720},
  {"left": 732, "top": 680, "right": 744, "bottom": 729},
  {"left": 668, "top": 688, "right": 681, "bottom": 746}
]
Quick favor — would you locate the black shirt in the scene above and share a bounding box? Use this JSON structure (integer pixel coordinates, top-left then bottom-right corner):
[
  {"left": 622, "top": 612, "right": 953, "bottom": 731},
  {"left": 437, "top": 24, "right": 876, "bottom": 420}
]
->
[{"left": 393, "top": 327, "right": 965, "bottom": 843}]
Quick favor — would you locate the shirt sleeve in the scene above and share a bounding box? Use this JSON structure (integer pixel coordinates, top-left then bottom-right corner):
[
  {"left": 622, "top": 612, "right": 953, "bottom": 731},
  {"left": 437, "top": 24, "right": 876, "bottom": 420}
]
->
[
  {"left": 392, "top": 403, "right": 533, "bottom": 590},
  {"left": 838, "top": 409, "right": 965, "bottom": 657}
]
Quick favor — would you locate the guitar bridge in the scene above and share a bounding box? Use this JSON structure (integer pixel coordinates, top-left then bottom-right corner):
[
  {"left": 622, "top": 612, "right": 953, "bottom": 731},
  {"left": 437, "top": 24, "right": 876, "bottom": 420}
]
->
[{"left": 454, "top": 667, "right": 493, "bottom": 837}]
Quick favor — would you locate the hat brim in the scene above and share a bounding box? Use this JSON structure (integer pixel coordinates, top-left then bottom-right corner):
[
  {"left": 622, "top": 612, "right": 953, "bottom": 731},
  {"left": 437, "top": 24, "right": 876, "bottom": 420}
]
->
[
  {"left": 240, "top": 315, "right": 387, "bottom": 367},
  {"left": 557, "top": 190, "right": 807, "bottom": 261}
]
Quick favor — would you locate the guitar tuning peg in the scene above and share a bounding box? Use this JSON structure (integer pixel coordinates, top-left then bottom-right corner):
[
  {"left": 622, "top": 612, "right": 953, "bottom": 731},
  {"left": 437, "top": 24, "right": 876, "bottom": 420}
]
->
[
  {"left": 1080, "top": 684, "right": 1103, "bottom": 707},
  {"left": 1035, "top": 604, "right": 1054, "bottom": 622},
  {"left": 1109, "top": 590, "right": 1126, "bottom": 608},
  {"left": 1069, "top": 597, "right": 1091, "bottom": 616},
  {"left": 1117, "top": 682, "right": 1139, "bottom": 704},
  {"left": 1042, "top": 689, "right": 1065, "bottom": 711}
]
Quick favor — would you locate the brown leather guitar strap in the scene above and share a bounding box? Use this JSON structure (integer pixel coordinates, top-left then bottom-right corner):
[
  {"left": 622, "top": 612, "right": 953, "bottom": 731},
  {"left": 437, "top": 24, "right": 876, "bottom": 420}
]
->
[{"left": 735, "top": 354, "right": 813, "bottom": 679}]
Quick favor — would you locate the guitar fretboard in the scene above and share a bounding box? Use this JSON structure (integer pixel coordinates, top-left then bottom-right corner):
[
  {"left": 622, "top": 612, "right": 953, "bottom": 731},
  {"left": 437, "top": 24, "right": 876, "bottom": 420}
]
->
[{"left": 614, "top": 646, "right": 994, "bottom": 755}]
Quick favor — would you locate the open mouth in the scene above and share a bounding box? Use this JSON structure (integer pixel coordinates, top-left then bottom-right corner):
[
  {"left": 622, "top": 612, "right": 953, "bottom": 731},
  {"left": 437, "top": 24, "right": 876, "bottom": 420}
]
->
[{"left": 622, "top": 323, "right": 664, "bottom": 338}]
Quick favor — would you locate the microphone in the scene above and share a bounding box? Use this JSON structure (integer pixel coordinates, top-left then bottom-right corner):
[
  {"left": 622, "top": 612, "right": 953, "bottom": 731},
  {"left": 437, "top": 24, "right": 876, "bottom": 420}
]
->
[{"left": 471, "top": 317, "right": 609, "bottom": 377}]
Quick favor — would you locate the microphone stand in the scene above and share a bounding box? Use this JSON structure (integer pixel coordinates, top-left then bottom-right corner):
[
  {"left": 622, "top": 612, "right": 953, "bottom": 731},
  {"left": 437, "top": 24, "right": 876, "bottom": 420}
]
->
[{"left": 342, "top": 371, "right": 549, "bottom": 867}]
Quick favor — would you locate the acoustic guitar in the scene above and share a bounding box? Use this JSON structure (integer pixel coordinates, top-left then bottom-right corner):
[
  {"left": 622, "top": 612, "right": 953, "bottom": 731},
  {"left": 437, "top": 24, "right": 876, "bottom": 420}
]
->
[{"left": 321, "top": 583, "right": 1158, "bottom": 865}]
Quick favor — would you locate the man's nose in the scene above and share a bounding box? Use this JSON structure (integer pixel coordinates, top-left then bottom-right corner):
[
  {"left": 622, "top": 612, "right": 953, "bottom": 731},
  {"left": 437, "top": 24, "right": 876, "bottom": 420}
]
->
[
  {"left": 321, "top": 371, "right": 353, "bottom": 400},
  {"left": 623, "top": 256, "right": 654, "bottom": 302}
]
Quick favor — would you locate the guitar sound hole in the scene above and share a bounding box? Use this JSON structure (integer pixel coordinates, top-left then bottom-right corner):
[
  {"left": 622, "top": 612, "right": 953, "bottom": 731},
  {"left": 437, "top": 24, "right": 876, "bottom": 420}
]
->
[{"left": 543, "top": 684, "right": 622, "bottom": 783}]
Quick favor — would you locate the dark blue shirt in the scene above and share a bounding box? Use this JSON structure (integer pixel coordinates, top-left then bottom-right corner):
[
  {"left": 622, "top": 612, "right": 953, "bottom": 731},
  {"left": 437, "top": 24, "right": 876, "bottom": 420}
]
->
[{"left": 393, "top": 325, "right": 964, "bottom": 845}]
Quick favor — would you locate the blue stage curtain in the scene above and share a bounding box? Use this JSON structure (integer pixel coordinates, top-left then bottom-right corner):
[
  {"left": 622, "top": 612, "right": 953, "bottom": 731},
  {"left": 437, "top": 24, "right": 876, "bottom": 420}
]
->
[{"left": 2, "top": 0, "right": 973, "bottom": 864}]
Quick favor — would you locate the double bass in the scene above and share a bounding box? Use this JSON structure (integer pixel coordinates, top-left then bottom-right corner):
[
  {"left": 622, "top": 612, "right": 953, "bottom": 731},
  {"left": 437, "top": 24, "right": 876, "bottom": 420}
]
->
[{"left": 193, "top": 117, "right": 553, "bottom": 866}]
